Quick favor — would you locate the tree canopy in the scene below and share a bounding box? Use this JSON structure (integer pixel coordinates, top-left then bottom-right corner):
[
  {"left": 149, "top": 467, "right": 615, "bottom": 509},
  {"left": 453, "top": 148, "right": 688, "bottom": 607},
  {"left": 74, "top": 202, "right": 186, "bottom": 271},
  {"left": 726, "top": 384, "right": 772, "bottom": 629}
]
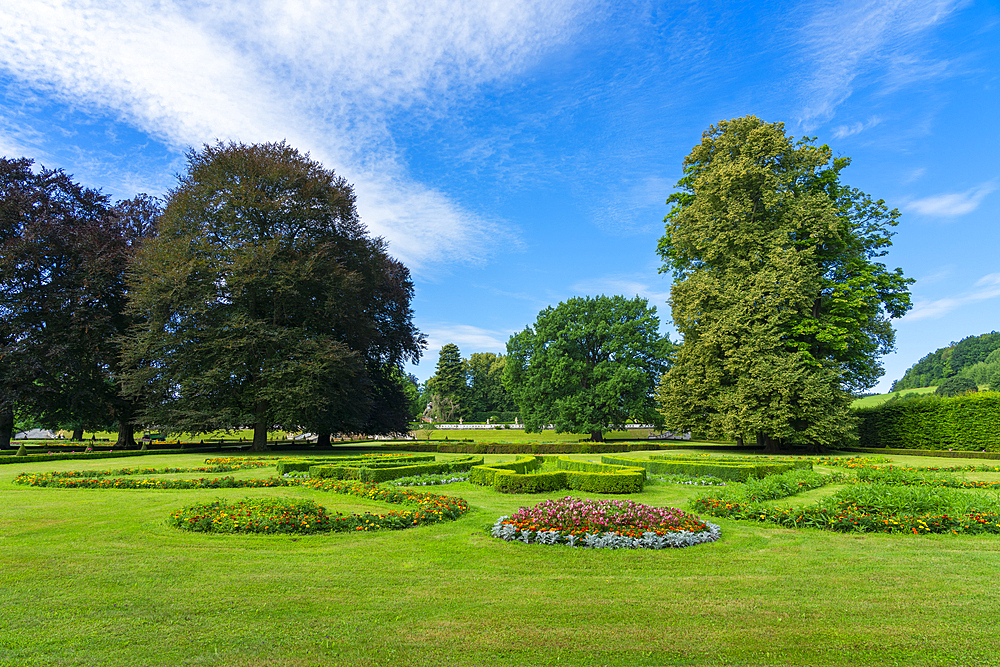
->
[
  {"left": 121, "top": 141, "right": 423, "bottom": 450},
  {"left": 0, "top": 158, "right": 151, "bottom": 447},
  {"left": 503, "top": 295, "right": 671, "bottom": 441},
  {"left": 891, "top": 331, "right": 1000, "bottom": 391},
  {"left": 656, "top": 116, "right": 912, "bottom": 451}
]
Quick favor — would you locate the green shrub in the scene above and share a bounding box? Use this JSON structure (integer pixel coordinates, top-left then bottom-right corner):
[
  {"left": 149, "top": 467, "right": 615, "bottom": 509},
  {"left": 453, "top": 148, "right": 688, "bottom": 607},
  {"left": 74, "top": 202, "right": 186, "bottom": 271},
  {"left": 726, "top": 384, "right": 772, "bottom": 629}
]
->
[
  {"left": 936, "top": 376, "right": 978, "bottom": 397},
  {"left": 601, "top": 455, "right": 797, "bottom": 481},
  {"left": 15, "top": 444, "right": 27, "bottom": 456},
  {"left": 855, "top": 391, "right": 1000, "bottom": 450}
]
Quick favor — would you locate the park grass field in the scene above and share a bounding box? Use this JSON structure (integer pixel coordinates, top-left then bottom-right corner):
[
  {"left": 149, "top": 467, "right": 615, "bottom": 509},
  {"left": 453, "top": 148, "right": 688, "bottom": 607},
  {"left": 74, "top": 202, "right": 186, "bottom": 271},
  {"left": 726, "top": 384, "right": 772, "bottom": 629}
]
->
[
  {"left": 3, "top": 450, "right": 1000, "bottom": 666},
  {"left": 850, "top": 386, "right": 937, "bottom": 409}
]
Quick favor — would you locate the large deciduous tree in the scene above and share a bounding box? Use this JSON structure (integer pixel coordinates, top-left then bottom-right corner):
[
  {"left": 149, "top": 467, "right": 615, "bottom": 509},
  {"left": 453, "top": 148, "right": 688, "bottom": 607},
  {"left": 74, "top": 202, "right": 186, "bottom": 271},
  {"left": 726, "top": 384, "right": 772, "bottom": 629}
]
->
[
  {"left": 0, "top": 157, "right": 151, "bottom": 448},
  {"left": 503, "top": 295, "right": 671, "bottom": 441},
  {"left": 655, "top": 116, "right": 912, "bottom": 452},
  {"left": 464, "top": 352, "right": 516, "bottom": 417},
  {"left": 121, "top": 141, "right": 423, "bottom": 450}
]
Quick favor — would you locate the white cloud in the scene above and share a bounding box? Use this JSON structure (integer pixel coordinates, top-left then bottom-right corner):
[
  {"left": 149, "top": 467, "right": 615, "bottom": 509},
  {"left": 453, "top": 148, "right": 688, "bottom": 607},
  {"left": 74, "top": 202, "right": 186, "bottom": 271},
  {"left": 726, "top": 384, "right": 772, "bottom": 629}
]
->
[
  {"left": 905, "top": 181, "right": 997, "bottom": 217},
  {"left": 831, "top": 115, "right": 882, "bottom": 139},
  {"left": 570, "top": 276, "right": 672, "bottom": 307},
  {"left": 422, "top": 324, "right": 511, "bottom": 356},
  {"left": 0, "top": 0, "right": 590, "bottom": 271},
  {"left": 903, "top": 272, "right": 1000, "bottom": 321},
  {"left": 797, "top": 0, "right": 966, "bottom": 127}
]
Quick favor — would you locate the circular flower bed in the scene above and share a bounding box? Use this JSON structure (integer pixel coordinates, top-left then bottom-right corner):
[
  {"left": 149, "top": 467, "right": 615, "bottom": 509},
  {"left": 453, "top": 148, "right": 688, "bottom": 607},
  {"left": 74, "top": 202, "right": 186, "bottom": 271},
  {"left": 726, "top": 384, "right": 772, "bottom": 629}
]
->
[{"left": 491, "top": 496, "right": 721, "bottom": 549}]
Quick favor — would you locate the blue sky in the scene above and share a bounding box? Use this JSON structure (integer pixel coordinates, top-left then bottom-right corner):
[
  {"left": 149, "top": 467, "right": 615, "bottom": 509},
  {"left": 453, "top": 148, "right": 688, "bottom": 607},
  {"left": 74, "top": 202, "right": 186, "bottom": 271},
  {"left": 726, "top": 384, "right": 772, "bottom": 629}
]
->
[{"left": 1, "top": 0, "right": 997, "bottom": 392}]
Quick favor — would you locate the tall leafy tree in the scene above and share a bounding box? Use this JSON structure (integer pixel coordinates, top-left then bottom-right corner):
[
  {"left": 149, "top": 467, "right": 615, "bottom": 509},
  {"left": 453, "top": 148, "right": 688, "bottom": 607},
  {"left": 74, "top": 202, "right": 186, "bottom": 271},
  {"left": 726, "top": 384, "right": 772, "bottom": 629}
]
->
[
  {"left": 121, "top": 142, "right": 423, "bottom": 450},
  {"left": 656, "top": 116, "right": 912, "bottom": 451},
  {"left": 464, "top": 352, "right": 515, "bottom": 416},
  {"left": 504, "top": 295, "right": 670, "bottom": 441},
  {"left": 0, "top": 158, "right": 148, "bottom": 447}
]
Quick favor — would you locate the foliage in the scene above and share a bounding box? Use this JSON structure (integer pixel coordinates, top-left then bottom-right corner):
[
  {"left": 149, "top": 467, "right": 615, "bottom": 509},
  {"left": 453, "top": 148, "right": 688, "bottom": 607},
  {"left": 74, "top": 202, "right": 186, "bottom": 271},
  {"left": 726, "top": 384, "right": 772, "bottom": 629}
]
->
[
  {"left": 0, "top": 158, "right": 157, "bottom": 448},
  {"left": 891, "top": 331, "right": 1000, "bottom": 390},
  {"left": 656, "top": 117, "right": 912, "bottom": 452},
  {"left": 935, "top": 375, "right": 978, "bottom": 397},
  {"left": 120, "top": 142, "right": 423, "bottom": 449},
  {"left": 692, "top": 463, "right": 1000, "bottom": 534},
  {"left": 425, "top": 344, "right": 467, "bottom": 416},
  {"left": 169, "top": 497, "right": 337, "bottom": 534},
  {"left": 490, "top": 496, "right": 720, "bottom": 549},
  {"left": 504, "top": 295, "right": 671, "bottom": 441},
  {"left": 855, "top": 391, "right": 1000, "bottom": 450},
  {"left": 464, "top": 352, "right": 516, "bottom": 416},
  {"left": 300, "top": 477, "right": 470, "bottom": 526}
]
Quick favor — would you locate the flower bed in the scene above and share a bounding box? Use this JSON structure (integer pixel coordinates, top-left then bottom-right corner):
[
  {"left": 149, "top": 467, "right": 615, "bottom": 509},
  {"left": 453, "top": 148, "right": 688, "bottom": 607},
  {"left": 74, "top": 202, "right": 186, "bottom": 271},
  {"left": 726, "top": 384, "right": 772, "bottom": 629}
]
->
[{"left": 491, "top": 496, "right": 721, "bottom": 549}]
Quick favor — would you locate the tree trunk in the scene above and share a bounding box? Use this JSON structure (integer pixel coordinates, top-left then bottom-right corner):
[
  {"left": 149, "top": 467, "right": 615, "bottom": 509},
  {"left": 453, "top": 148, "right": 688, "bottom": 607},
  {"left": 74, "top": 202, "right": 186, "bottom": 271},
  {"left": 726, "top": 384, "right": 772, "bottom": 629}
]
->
[
  {"left": 317, "top": 430, "right": 331, "bottom": 447},
  {"left": 72, "top": 426, "right": 84, "bottom": 441},
  {"left": 116, "top": 421, "right": 136, "bottom": 448},
  {"left": 252, "top": 401, "right": 268, "bottom": 451},
  {"left": 590, "top": 430, "right": 604, "bottom": 442},
  {"left": 735, "top": 435, "right": 744, "bottom": 448},
  {"left": 0, "top": 407, "right": 13, "bottom": 449},
  {"left": 756, "top": 431, "right": 781, "bottom": 454}
]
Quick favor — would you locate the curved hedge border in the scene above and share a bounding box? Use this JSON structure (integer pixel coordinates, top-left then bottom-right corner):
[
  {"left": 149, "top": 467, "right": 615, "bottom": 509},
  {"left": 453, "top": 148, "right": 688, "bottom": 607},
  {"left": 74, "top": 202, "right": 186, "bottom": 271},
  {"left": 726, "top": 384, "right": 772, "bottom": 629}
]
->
[
  {"left": 309, "top": 455, "right": 484, "bottom": 483},
  {"left": 468, "top": 456, "right": 646, "bottom": 494},
  {"left": 691, "top": 467, "right": 1000, "bottom": 534},
  {"left": 602, "top": 454, "right": 808, "bottom": 482}
]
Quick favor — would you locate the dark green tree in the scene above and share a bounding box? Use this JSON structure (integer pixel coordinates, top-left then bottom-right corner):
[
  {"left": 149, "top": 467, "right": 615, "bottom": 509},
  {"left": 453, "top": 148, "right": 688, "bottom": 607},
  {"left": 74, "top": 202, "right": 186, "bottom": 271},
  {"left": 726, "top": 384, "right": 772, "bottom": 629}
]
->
[
  {"left": 504, "top": 295, "right": 670, "bottom": 441},
  {"left": 656, "top": 116, "right": 912, "bottom": 452},
  {"left": 0, "top": 158, "right": 152, "bottom": 448},
  {"left": 425, "top": 344, "right": 467, "bottom": 419},
  {"left": 121, "top": 141, "right": 423, "bottom": 450},
  {"left": 935, "top": 376, "right": 978, "bottom": 397}
]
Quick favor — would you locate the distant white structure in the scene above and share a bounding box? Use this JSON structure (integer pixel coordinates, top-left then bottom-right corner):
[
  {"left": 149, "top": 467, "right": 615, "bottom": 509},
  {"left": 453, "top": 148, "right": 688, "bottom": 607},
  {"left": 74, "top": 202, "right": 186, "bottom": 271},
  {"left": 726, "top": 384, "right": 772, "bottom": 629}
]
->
[{"left": 14, "top": 429, "right": 60, "bottom": 440}]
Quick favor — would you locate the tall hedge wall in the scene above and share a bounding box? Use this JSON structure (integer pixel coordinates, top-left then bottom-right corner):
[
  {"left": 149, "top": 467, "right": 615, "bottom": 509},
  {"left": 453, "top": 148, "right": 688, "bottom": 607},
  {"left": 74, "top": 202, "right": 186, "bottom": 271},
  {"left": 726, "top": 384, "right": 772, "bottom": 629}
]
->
[{"left": 855, "top": 392, "right": 1000, "bottom": 450}]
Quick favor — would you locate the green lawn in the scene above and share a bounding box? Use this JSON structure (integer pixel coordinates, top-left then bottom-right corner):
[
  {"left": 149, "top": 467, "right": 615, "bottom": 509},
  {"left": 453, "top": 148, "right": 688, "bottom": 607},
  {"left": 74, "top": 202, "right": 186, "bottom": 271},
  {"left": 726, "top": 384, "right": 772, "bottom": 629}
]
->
[
  {"left": 850, "top": 386, "right": 937, "bottom": 408},
  {"left": 3, "top": 451, "right": 1000, "bottom": 666}
]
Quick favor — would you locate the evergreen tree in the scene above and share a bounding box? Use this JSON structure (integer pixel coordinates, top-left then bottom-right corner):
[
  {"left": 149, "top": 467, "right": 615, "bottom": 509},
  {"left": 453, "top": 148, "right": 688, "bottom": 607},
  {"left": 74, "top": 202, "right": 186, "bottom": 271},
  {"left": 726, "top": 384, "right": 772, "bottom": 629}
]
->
[{"left": 426, "top": 343, "right": 466, "bottom": 419}]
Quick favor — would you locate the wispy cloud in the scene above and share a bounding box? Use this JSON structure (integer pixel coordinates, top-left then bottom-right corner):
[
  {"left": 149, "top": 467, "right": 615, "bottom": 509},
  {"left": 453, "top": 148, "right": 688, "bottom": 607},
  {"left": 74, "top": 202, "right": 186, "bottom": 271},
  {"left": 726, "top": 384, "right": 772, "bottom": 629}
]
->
[
  {"left": 903, "top": 272, "right": 1000, "bottom": 321},
  {"left": 797, "top": 0, "right": 966, "bottom": 128},
  {"left": 831, "top": 115, "right": 882, "bottom": 139},
  {"left": 905, "top": 180, "right": 997, "bottom": 217},
  {"left": 570, "top": 275, "right": 672, "bottom": 307},
  {"left": 422, "top": 324, "right": 512, "bottom": 356},
  {"left": 0, "top": 0, "right": 590, "bottom": 271}
]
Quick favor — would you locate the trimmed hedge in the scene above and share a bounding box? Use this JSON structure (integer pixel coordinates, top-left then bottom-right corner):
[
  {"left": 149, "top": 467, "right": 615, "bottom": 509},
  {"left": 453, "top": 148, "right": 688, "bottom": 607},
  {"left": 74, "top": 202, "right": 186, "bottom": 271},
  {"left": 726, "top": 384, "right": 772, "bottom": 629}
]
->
[
  {"left": 841, "top": 447, "right": 1000, "bottom": 460},
  {"left": 467, "top": 455, "right": 543, "bottom": 486},
  {"left": 0, "top": 449, "right": 190, "bottom": 466},
  {"left": 381, "top": 441, "right": 757, "bottom": 455},
  {"left": 309, "top": 456, "right": 483, "bottom": 483},
  {"left": 469, "top": 456, "right": 646, "bottom": 494},
  {"left": 856, "top": 392, "right": 1000, "bottom": 450},
  {"left": 601, "top": 455, "right": 802, "bottom": 482},
  {"left": 277, "top": 454, "right": 434, "bottom": 474}
]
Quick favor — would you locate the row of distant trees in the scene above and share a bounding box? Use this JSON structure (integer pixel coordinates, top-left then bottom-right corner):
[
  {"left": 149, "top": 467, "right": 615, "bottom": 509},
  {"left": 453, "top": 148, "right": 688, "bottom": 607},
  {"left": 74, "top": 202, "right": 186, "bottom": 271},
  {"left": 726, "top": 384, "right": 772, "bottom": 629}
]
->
[
  {"left": 0, "top": 143, "right": 424, "bottom": 450},
  {"left": 891, "top": 332, "right": 1000, "bottom": 391},
  {"left": 442, "top": 116, "right": 915, "bottom": 449}
]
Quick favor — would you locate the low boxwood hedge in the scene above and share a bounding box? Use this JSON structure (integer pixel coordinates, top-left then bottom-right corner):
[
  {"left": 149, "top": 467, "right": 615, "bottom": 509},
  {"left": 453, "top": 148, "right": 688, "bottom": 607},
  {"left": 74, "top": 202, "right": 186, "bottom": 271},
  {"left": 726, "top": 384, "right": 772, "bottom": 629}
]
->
[
  {"left": 309, "top": 455, "right": 484, "bottom": 483},
  {"left": 469, "top": 456, "right": 646, "bottom": 494},
  {"left": 601, "top": 455, "right": 803, "bottom": 482},
  {"left": 276, "top": 454, "right": 434, "bottom": 474}
]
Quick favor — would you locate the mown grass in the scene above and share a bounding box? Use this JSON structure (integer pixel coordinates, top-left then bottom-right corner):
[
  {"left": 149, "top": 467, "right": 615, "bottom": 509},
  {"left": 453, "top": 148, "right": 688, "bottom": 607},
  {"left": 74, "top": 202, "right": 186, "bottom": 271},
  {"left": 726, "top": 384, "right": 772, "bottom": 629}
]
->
[
  {"left": 3, "top": 451, "right": 1000, "bottom": 666},
  {"left": 850, "top": 386, "right": 937, "bottom": 408}
]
